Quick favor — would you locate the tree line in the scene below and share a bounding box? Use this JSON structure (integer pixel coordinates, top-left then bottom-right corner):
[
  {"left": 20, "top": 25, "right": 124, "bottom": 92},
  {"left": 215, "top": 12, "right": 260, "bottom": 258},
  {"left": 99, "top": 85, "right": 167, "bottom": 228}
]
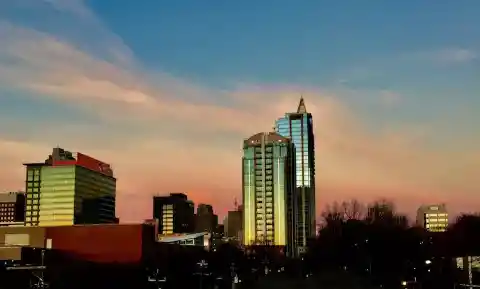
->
[{"left": 305, "top": 199, "right": 480, "bottom": 289}]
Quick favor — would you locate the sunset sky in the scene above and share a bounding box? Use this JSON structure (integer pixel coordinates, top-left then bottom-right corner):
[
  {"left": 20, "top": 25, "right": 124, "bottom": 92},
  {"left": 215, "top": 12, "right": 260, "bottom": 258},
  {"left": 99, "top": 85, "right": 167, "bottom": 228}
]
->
[{"left": 0, "top": 1, "right": 478, "bottom": 223}]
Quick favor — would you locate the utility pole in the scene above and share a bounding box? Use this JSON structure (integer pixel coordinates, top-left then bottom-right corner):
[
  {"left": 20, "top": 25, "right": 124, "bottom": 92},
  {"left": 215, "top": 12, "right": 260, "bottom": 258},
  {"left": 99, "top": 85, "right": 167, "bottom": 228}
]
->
[
  {"left": 468, "top": 256, "right": 473, "bottom": 289},
  {"left": 230, "top": 263, "right": 237, "bottom": 289},
  {"left": 6, "top": 249, "right": 48, "bottom": 289}
]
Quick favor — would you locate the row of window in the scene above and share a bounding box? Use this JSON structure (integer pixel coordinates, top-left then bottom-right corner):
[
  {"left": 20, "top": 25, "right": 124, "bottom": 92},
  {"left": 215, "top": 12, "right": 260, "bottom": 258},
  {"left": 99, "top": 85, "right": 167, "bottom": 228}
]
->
[
  {"left": 27, "top": 169, "right": 41, "bottom": 175},
  {"left": 426, "top": 213, "right": 447, "bottom": 217},
  {"left": 426, "top": 218, "right": 448, "bottom": 223},
  {"left": 256, "top": 225, "right": 274, "bottom": 230},
  {"left": 256, "top": 203, "right": 274, "bottom": 209},
  {"left": 256, "top": 208, "right": 273, "bottom": 213},
  {"left": 26, "top": 175, "right": 41, "bottom": 181},
  {"left": 0, "top": 203, "right": 14, "bottom": 208},
  {"left": 256, "top": 219, "right": 273, "bottom": 225},
  {"left": 255, "top": 231, "right": 274, "bottom": 236}
]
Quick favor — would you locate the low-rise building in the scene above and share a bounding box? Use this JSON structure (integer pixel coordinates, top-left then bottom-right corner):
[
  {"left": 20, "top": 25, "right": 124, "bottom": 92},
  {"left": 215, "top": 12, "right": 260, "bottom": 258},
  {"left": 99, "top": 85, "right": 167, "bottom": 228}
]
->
[
  {"left": 0, "top": 223, "right": 157, "bottom": 264},
  {"left": 416, "top": 204, "right": 449, "bottom": 232},
  {"left": 0, "top": 192, "right": 26, "bottom": 226}
]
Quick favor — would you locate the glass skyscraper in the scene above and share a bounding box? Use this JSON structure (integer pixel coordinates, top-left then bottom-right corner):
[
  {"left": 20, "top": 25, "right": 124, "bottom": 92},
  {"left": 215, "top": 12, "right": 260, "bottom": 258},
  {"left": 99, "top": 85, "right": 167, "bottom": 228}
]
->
[
  {"left": 275, "top": 97, "right": 316, "bottom": 255},
  {"left": 242, "top": 132, "right": 296, "bottom": 255}
]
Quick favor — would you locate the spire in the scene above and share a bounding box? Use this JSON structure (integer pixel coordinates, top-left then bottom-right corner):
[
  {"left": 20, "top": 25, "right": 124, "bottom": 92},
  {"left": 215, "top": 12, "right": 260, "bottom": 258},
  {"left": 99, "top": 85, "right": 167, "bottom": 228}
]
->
[{"left": 297, "top": 95, "right": 307, "bottom": 113}]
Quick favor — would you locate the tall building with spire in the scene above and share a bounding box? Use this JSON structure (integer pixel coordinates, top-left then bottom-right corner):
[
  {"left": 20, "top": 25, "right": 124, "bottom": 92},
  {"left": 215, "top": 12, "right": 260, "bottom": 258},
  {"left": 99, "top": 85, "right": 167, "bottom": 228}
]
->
[
  {"left": 275, "top": 96, "right": 316, "bottom": 255},
  {"left": 242, "top": 132, "right": 296, "bottom": 255}
]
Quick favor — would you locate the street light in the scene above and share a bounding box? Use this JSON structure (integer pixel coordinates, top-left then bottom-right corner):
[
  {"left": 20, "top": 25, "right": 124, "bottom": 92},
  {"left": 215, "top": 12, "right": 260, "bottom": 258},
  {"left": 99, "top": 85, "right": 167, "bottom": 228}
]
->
[
  {"left": 425, "top": 260, "right": 432, "bottom": 265},
  {"left": 230, "top": 263, "right": 242, "bottom": 289},
  {"left": 147, "top": 268, "right": 167, "bottom": 289}
]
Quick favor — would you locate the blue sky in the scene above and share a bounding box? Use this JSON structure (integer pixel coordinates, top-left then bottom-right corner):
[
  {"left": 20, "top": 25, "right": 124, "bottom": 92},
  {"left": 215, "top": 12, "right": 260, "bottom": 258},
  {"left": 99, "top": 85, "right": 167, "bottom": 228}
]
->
[
  {"left": 88, "top": 1, "right": 479, "bottom": 85},
  {"left": 0, "top": 0, "right": 478, "bottom": 221}
]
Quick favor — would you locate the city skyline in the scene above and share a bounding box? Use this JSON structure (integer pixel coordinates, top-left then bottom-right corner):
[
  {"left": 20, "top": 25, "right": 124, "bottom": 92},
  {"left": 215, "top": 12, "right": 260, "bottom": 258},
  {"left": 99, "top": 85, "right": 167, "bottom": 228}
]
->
[{"left": 0, "top": 1, "right": 479, "bottom": 223}]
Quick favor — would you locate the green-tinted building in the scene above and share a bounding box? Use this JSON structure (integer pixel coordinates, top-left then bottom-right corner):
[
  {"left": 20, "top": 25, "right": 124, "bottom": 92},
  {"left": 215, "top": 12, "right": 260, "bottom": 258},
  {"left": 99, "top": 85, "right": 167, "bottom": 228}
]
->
[
  {"left": 242, "top": 132, "right": 296, "bottom": 255},
  {"left": 24, "top": 147, "right": 116, "bottom": 227}
]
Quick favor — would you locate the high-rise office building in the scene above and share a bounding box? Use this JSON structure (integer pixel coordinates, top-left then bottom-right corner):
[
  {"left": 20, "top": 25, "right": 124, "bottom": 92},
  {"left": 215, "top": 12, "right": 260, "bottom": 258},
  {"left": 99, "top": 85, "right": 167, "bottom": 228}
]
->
[
  {"left": 242, "top": 132, "right": 296, "bottom": 254},
  {"left": 0, "top": 192, "right": 25, "bottom": 226},
  {"left": 23, "top": 147, "right": 116, "bottom": 227},
  {"left": 153, "top": 193, "right": 195, "bottom": 235},
  {"left": 275, "top": 96, "right": 316, "bottom": 255},
  {"left": 416, "top": 204, "right": 449, "bottom": 232}
]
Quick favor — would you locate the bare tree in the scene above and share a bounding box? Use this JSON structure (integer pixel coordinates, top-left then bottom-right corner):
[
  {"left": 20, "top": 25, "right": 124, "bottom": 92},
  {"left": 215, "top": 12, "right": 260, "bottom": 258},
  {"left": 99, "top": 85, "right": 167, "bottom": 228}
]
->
[
  {"left": 321, "top": 201, "right": 344, "bottom": 227},
  {"left": 341, "top": 199, "right": 365, "bottom": 220}
]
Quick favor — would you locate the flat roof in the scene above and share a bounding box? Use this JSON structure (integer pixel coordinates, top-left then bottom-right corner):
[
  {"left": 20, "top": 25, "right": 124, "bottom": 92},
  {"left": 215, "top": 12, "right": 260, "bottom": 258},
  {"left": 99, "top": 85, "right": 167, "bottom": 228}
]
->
[
  {"left": 22, "top": 163, "right": 116, "bottom": 180},
  {"left": 0, "top": 194, "right": 16, "bottom": 203},
  {"left": 158, "top": 232, "right": 208, "bottom": 243},
  {"left": 23, "top": 163, "right": 47, "bottom": 167}
]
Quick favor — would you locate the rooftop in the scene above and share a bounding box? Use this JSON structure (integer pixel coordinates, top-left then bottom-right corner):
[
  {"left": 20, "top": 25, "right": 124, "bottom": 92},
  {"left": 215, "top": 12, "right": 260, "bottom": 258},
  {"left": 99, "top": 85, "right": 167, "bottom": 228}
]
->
[
  {"left": 0, "top": 192, "right": 23, "bottom": 203},
  {"left": 244, "top": 132, "right": 290, "bottom": 146},
  {"left": 297, "top": 96, "right": 307, "bottom": 113},
  {"left": 23, "top": 147, "right": 114, "bottom": 178}
]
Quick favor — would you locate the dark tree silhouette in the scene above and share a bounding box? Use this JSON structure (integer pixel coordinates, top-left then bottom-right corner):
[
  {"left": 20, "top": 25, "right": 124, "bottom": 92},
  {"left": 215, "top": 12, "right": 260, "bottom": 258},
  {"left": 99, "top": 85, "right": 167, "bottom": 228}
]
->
[
  {"left": 306, "top": 199, "right": 478, "bottom": 289},
  {"left": 342, "top": 199, "right": 366, "bottom": 220},
  {"left": 448, "top": 214, "right": 480, "bottom": 256}
]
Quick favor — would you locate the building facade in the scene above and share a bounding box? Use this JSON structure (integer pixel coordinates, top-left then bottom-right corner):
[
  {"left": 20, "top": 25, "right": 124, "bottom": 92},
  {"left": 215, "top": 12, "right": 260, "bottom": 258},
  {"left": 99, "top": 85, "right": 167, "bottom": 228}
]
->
[
  {"left": 275, "top": 97, "right": 316, "bottom": 254},
  {"left": 153, "top": 193, "right": 195, "bottom": 235},
  {"left": 242, "top": 132, "right": 296, "bottom": 254},
  {"left": 225, "top": 209, "right": 242, "bottom": 239},
  {"left": 0, "top": 192, "right": 25, "bottom": 226},
  {"left": 195, "top": 204, "right": 218, "bottom": 233},
  {"left": 23, "top": 147, "right": 117, "bottom": 227},
  {"left": 416, "top": 204, "right": 449, "bottom": 232}
]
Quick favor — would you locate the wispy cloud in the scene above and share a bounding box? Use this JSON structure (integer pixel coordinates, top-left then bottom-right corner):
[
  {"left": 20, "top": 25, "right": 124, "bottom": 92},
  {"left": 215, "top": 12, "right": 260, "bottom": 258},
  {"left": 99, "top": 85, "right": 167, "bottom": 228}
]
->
[
  {"left": 0, "top": 1, "right": 478, "bottom": 221},
  {"left": 416, "top": 48, "right": 478, "bottom": 65},
  {"left": 338, "top": 47, "right": 478, "bottom": 87}
]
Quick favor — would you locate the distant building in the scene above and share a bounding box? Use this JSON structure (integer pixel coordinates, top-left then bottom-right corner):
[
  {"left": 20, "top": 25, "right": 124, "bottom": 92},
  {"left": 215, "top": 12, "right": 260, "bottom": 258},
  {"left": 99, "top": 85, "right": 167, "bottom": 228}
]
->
[
  {"left": 153, "top": 193, "right": 195, "bottom": 235},
  {"left": 226, "top": 210, "right": 242, "bottom": 238},
  {"left": 223, "top": 215, "right": 228, "bottom": 235},
  {"left": 216, "top": 224, "right": 225, "bottom": 238},
  {"left": 0, "top": 192, "right": 25, "bottom": 226},
  {"left": 275, "top": 96, "right": 316, "bottom": 255},
  {"left": 416, "top": 204, "right": 449, "bottom": 232},
  {"left": 242, "top": 132, "right": 296, "bottom": 255},
  {"left": 23, "top": 147, "right": 116, "bottom": 227},
  {"left": 195, "top": 204, "right": 218, "bottom": 233}
]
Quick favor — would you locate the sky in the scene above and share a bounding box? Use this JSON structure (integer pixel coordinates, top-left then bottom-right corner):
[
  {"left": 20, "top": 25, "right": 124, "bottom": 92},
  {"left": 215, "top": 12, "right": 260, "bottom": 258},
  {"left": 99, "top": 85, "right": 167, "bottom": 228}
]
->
[{"left": 0, "top": 0, "right": 478, "bottom": 223}]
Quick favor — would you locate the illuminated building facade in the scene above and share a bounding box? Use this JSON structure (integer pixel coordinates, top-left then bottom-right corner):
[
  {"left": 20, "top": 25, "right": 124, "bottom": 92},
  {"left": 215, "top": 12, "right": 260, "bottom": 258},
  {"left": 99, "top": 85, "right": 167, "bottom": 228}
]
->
[
  {"left": 23, "top": 147, "right": 116, "bottom": 227},
  {"left": 416, "top": 204, "right": 449, "bottom": 232},
  {"left": 242, "top": 132, "right": 296, "bottom": 254},
  {"left": 153, "top": 193, "right": 195, "bottom": 235},
  {"left": 275, "top": 97, "right": 316, "bottom": 254},
  {"left": 0, "top": 192, "right": 25, "bottom": 226}
]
